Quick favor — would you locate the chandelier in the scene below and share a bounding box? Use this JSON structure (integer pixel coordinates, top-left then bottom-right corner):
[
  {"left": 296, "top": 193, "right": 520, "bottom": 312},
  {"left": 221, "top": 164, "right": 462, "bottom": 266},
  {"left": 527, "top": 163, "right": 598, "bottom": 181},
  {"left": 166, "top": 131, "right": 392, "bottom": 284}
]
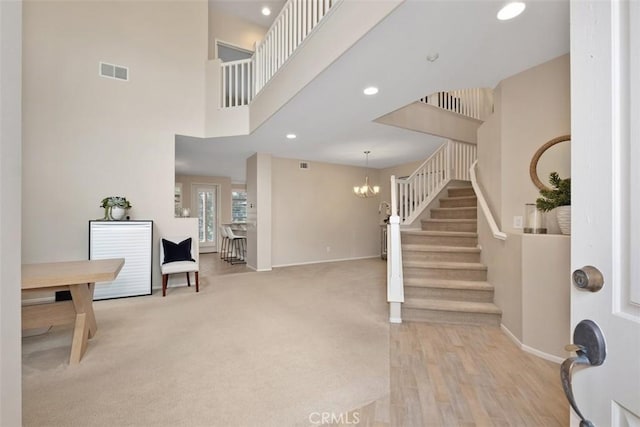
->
[{"left": 353, "top": 151, "right": 380, "bottom": 198}]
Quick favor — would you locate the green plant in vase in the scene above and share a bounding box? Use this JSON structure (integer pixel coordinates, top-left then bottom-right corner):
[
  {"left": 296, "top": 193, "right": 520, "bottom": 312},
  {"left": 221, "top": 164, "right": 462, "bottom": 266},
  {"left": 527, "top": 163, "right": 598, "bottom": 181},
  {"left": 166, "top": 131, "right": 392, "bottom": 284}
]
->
[
  {"left": 535, "top": 172, "right": 571, "bottom": 211},
  {"left": 100, "top": 196, "right": 132, "bottom": 220},
  {"left": 536, "top": 172, "right": 571, "bottom": 234}
]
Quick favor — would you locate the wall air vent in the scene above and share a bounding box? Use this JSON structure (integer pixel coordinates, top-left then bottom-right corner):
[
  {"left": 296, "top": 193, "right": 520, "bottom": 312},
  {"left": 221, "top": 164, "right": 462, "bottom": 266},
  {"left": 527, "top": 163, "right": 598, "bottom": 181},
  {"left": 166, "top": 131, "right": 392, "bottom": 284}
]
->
[
  {"left": 99, "top": 62, "right": 129, "bottom": 81},
  {"left": 299, "top": 162, "right": 310, "bottom": 170}
]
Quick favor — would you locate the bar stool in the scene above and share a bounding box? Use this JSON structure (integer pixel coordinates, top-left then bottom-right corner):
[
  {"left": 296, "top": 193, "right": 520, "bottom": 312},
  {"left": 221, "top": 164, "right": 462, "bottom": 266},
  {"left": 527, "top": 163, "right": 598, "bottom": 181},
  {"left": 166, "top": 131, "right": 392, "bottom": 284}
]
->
[
  {"left": 225, "top": 225, "right": 246, "bottom": 264},
  {"left": 219, "top": 225, "right": 230, "bottom": 261}
]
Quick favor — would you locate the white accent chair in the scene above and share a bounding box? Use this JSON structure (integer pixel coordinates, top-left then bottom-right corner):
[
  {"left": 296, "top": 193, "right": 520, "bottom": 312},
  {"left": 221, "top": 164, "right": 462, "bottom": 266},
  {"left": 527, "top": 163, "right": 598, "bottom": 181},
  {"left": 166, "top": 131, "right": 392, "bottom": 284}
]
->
[{"left": 159, "top": 237, "right": 199, "bottom": 297}]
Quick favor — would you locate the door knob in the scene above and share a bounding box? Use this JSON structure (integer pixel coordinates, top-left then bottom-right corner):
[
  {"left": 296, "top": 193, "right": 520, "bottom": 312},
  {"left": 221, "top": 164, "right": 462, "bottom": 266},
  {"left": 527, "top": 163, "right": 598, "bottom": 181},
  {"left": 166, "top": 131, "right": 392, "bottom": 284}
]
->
[
  {"left": 561, "top": 320, "right": 607, "bottom": 427},
  {"left": 572, "top": 266, "right": 604, "bottom": 292}
]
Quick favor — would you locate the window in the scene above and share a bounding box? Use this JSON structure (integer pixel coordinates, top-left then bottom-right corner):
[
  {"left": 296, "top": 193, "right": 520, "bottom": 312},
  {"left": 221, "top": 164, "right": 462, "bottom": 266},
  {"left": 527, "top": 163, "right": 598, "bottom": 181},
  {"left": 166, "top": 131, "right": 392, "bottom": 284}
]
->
[{"left": 232, "top": 191, "right": 247, "bottom": 223}]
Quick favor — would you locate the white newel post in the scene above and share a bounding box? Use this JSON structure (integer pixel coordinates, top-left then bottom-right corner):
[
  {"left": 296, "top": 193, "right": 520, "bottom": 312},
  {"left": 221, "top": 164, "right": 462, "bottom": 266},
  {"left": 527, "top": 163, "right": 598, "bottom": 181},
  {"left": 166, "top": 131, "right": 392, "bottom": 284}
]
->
[{"left": 387, "top": 175, "right": 404, "bottom": 323}]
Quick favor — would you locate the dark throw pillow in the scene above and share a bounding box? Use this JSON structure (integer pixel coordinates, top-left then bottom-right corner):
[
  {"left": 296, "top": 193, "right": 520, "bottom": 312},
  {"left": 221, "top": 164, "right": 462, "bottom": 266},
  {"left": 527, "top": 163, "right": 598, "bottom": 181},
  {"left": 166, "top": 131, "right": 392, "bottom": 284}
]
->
[{"left": 162, "top": 238, "right": 195, "bottom": 264}]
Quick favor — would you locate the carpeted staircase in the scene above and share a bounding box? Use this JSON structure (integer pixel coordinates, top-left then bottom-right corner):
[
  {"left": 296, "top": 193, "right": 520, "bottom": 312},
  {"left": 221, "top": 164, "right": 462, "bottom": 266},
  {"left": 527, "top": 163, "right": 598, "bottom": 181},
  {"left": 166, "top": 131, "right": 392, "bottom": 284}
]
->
[{"left": 401, "top": 185, "right": 502, "bottom": 325}]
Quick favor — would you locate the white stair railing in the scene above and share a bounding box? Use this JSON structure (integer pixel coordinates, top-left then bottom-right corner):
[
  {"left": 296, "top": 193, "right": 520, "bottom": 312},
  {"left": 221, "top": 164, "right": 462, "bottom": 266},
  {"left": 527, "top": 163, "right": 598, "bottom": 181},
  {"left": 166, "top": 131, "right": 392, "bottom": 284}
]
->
[
  {"left": 395, "top": 140, "right": 477, "bottom": 225},
  {"left": 420, "top": 88, "right": 493, "bottom": 121},
  {"left": 220, "top": 59, "right": 253, "bottom": 108},
  {"left": 219, "top": 0, "right": 340, "bottom": 109},
  {"left": 387, "top": 140, "right": 477, "bottom": 323}
]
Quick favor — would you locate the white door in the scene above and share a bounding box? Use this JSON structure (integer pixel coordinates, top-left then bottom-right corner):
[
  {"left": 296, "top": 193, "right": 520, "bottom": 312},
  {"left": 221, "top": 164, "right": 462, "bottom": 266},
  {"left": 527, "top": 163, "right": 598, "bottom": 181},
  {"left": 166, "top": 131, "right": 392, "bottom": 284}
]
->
[
  {"left": 192, "top": 184, "right": 218, "bottom": 253},
  {"left": 570, "top": 1, "right": 640, "bottom": 425}
]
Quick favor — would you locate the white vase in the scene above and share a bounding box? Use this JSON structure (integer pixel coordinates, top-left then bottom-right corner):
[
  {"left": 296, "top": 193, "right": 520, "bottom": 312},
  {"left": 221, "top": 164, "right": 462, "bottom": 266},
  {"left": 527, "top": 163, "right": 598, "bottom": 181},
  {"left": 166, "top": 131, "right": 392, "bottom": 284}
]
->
[
  {"left": 110, "top": 206, "right": 125, "bottom": 220},
  {"left": 555, "top": 206, "right": 571, "bottom": 235}
]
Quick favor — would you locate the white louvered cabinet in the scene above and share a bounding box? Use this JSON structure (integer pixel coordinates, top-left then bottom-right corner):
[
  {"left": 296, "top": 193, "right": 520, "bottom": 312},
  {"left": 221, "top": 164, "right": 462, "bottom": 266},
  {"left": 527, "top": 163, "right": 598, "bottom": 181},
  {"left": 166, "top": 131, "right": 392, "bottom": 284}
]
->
[{"left": 89, "top": 220, "right": 153, "bottom": 300}]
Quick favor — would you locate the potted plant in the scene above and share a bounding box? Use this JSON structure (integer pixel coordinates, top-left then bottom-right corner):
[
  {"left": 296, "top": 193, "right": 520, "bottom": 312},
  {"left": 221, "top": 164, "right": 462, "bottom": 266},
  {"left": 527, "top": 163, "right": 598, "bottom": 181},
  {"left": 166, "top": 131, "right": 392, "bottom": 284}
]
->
[
  {"left": 535, "top": 172, "right": 571, "bottom": 234},
  {"left": 100, "top": 196, "right": 132, "bottom": 220}
]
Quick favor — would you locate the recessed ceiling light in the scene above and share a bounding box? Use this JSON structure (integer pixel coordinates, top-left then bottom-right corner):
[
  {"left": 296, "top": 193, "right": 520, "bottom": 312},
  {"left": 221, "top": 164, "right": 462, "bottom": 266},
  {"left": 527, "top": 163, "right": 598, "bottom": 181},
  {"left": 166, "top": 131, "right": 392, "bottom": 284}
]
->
[
  {"left": 497, "top": 2, "right": 526, "bottom": 20},
  {"left": 363, "top": 86, "right": 379, "bottom": 96},
  {"left": 262, "top": 6, "right": 271, "bottom": 16},
  {"left": 286, "top": 133, "right": 296, "bottom": 139}
]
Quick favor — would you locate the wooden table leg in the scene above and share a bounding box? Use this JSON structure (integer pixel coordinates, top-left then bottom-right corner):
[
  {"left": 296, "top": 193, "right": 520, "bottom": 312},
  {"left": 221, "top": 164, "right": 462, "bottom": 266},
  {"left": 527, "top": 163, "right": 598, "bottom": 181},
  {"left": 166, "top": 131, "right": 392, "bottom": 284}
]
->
[
  {"left": 69, "top": 313, "right": 88, "bottom": 364},
  {"left": 68, "top": 283, "right": 98, "bottom": 363},
  {"left": 69, "top": 282, "right": 98, "bottom": 338}
]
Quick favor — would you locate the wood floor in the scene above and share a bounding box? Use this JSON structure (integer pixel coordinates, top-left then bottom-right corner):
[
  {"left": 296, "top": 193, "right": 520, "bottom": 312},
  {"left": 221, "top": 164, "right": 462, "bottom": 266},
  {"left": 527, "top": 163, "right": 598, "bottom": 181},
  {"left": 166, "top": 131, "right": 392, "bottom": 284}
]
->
[
  {"left": 199, "top": 252, "right": 251, "bottom": 276},
  {"left": 328, "top": 322, "right": 568, "bottom": 427},
  {"left": 200, "top": 255, "right": 568, "bottom": 427}
]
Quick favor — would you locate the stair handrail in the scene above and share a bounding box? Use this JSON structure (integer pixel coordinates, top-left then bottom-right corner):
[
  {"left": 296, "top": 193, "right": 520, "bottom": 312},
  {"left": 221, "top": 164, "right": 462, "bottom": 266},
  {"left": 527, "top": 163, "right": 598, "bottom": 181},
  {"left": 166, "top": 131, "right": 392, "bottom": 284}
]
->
[
  {"left": 395, "top": 140, "right": 477, "bottom": 225},
  {"left": 470, "top": 160, "right": 507, "bottom": 240},
  {"left": 395, "top": 142, "right": 448, "bottom": 224},
  {"left": 387, "top": 175, "right": 404, "bottom": 324}
]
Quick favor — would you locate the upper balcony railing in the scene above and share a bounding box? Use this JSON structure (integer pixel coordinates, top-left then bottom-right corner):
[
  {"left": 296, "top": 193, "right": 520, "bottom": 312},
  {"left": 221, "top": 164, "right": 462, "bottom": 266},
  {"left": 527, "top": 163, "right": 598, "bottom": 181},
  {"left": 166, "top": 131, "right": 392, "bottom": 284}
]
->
[
  {"left": 221, "top": 59, "right": 253, "bottom": 109},
  {"left": 419, "top": 88, "right": 493, "bottom": 121},
  {"left": 220, "top": 0, "right": 339, "bottom": 108}
]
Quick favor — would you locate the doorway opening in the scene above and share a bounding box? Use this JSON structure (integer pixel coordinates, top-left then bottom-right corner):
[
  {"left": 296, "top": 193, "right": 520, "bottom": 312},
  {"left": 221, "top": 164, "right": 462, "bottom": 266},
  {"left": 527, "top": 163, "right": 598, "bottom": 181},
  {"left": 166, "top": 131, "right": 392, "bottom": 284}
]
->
[
  {"left": 215, "top": 40, "right": 253, "bottom": 63},
  {"left": 192, "top": 183, "right": 219, "bottom": 253}
]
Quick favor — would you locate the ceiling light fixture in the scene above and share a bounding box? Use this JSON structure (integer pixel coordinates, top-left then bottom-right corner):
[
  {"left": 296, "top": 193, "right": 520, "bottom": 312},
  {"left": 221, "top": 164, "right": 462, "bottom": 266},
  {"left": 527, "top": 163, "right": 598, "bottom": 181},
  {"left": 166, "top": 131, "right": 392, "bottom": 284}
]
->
[
  {"left": 261, "top": 6, "right": 271, "bottom": 16},
  {"left": 353, "top": 151, "right": 380, "bottom": 198},
  {"left": 286, "top": 133, "right": 296, "bottom": 139},
  {"left": 497, "top": 2, "right": 526, "bottom": 20},
  {"left": 363, "top": 86, "right": 379, "bottom": 96}
]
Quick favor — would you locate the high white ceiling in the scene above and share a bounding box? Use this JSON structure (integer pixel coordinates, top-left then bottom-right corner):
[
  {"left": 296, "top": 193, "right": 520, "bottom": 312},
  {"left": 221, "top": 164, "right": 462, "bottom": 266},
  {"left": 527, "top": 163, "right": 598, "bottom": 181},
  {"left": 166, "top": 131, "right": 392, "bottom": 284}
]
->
[
  {"left": 209, "top": 0, "right": 286, "bottom": 28},
  {"left": 179, "top": 0, "right": 570, "bottom": 183}
]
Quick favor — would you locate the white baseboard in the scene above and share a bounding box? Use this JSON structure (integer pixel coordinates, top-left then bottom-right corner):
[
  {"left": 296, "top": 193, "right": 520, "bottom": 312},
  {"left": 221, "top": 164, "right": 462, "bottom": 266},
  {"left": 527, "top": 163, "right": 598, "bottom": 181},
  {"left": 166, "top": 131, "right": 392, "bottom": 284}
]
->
[
  {"left": 272, "top": 255, "right": 380, "bottom": 269},
  {"left": 500, "top": 324, "right": 563, "bottom": 364}
]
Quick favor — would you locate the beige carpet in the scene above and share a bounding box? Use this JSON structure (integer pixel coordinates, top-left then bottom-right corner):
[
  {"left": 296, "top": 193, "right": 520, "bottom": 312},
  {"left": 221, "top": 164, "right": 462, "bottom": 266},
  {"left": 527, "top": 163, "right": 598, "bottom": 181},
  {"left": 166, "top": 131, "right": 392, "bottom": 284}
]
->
[{"left": 22, "top": 258, "right": 389, "bottom": 427}]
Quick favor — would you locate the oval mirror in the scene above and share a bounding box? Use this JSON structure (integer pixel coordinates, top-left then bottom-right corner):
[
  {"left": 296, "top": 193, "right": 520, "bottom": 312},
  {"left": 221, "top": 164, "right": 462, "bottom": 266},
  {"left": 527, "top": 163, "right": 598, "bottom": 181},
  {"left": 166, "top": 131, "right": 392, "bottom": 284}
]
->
[{"left": 530, "top": 135, "right": 571, "bottom": 191}]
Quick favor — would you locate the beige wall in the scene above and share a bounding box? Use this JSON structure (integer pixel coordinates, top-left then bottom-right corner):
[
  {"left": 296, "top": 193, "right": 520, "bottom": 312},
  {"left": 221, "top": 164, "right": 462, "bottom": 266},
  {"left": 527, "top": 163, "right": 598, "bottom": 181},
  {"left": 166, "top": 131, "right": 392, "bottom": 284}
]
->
[
  {"left": 479, "top": 217, "right": 524, "bottom": 339},
  {"left": 271, "top": 157, "right": 381, "bottom": 266},
  {"left": 0, "top": 0, "right": 23, "bottom": 422},
  {"left": 477, "top": 55, "right": 571, "bottom": 346},
  {"left": 477, "top": 85, "right": 503, "bottom": 227},
  {"left": 22, "top": 0, "right": 207, "bottom": 288},
  {"left": 208, "top": 5, "right": 266, "bottom": 60},
  {"left": 522, "top": 234, "right": 570, "bottom": 359},
  {"left": 499, "top": 54, "right": 571, "bottom": 233}
]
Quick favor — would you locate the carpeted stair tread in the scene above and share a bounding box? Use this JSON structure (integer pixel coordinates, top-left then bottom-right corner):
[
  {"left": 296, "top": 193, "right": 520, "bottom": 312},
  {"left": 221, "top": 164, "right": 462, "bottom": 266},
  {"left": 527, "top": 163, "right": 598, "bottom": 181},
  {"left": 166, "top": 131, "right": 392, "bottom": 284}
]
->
[
  {"left": 402, "top": 260, "right": 487, "bottom": 270},
  {"left": 431, "top": 207, "right": 477, "bottom": 212},
  {"left": 440, "top": 196, "right": 477, "bottom": 202},
  {"left": 439, "top": 195, "right": 478, "bottom": 208},
  {"left": 402, "top": 230, "right": 478, "bottom": 237},
  {"left": 448, "top": 187, "right": 475, "bottom": 195},
  {"left": 421, "top": 219, "right": 477, "bottom": 224},
  {"left": 401, "top": 244, "right": 480, "bottom": 253},
  {"left": 404, "top": 298, "right": 502, "bottom": 314},
  {"left": 404, "top": 277, "right": 494, "bottom": 291}
]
